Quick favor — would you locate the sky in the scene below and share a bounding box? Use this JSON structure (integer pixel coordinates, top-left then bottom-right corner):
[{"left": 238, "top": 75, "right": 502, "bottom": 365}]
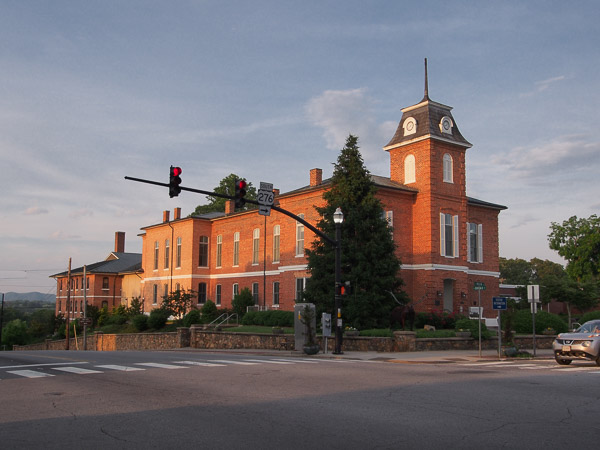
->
[{"left": 1, "top": 1, "right": 599, "bottom": 294}]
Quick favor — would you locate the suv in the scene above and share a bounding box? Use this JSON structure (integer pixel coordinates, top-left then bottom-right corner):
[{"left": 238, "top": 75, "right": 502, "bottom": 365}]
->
[{"left": 553, "top": 320, "right": 600, "bottom": 365}]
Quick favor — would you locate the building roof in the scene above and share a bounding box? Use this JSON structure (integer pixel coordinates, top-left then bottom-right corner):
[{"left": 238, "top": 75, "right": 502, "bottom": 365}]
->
[
  {"left": 281, "top": 174, "right": 418, "bottom": 198},
  {"left": 467, "top": 196, "right": 507, "bottom": 211},
  {"left": 50, "top": 252, "right": 142, "bottom": 278}
]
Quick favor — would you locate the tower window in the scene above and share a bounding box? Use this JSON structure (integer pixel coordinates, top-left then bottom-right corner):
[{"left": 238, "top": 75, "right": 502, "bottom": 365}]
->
[{"left": 443, "top": 153, "right": 453, "bottom": 183}]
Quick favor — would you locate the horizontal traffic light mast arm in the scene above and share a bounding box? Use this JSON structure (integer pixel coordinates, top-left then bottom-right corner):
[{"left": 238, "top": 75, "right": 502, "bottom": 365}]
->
[{"left": 124, "top": 176, "right": 336, "bottom": 246}]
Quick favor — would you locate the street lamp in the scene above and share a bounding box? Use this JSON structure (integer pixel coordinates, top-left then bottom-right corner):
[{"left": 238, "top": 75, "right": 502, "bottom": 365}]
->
[{"left": 333, "top": 207, "right": 344, "bottom": 354}]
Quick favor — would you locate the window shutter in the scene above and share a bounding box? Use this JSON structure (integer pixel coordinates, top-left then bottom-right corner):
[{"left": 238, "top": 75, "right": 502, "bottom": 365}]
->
[
  {"left": 440, "top": 213, "right": 446, "bottom": 256},
  {"left": 453, "top": 215, "right": 459, "bottom": 257},
  {"left": 466, "top": 222, "right": 471, "bottom": 262},
  {"left": 478, "top": 224, "right": 483, "bottom": 263}
]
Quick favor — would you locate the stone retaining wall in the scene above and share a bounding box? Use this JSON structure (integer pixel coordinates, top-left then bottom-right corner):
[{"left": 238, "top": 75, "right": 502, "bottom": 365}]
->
[{"left": 13, "top": 330, "right": 555, "bottom": 352}]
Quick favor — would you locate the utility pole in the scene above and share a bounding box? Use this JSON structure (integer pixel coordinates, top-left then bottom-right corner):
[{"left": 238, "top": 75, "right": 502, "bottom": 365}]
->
[
  {"left": 83, "top": 265, "right": 87, "bottom": 351},
  {"left": 65, "top": 258, "right": 71, "bottom": 350}
]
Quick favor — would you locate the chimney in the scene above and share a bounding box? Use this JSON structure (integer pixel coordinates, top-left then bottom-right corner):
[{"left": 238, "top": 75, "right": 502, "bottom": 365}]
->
[
  {"left": 310, "top": 168, "right": 322, "bottom": 187},
  {"left": 114, "top": 231, "right": 125, "bottom": 253},
  {"left": 174, "top": 207, "right": 182, "bottom": 220},
  {"left": 225, "top": 200, "right": 235, "bottom": 215},
  {"left": 163, "top": 210, "right": 170, "bottom": 223}
]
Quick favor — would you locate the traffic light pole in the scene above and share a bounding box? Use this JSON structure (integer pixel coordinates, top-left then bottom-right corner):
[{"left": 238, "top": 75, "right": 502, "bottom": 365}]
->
[{"left": 124, "top": 176, "right": 336, "bottom": 246}]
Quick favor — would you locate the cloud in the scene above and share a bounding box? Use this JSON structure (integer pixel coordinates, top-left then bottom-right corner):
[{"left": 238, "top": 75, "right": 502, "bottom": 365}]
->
[
  {"left": 305, "top": 88, "right": 395, "bottom": 172},
  {"left": 50, "top": 231, "right": 81, "bottom": 240},
  {"left": 492, "top": 135, "right": 600, "bottom": 181},
  {"left": 519, "top": 75, "right": 566, "bottom": 97},
  {"left": 69, "top": 208, "right": 94, "bottom": 219},
  {"left": 23, "top": 206, "right": 49, "bottom": 215}
]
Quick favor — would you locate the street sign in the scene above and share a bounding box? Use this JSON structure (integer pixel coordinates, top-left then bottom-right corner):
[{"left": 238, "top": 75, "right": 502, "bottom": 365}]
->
[
  {"left": 257, "top": 182, "right": 274, "bottom": 206},
  {"left": 80, "top": 318, "right": 93, "bottom": 326},
  {"left": 527, "top": 284, "right": 540, "bottom": 303},
  {"left": 474, "top": 282, "right": 486, "bottom": 290},
  {"left": 258, "top": 205, "right": 271, "bottom": 217},
  {"left": 492, "top": 297, "right": 507, "bottom": 310}
]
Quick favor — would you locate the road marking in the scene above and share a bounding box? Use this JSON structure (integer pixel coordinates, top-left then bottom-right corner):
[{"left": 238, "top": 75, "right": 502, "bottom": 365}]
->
[
  {"left": 52, "top": 367, "right": 104, "bottom": 374},
  {"left": 463, "top": 361, "right": 514, "bottom": 366},
  {"left": 134, "top": 363, "right": 186, "bottom": 369},
  {"left": 7, "top": 370, "right": 55, "bottom": 378},
  {"left": 206, "top": 360, "right": 259, "bottom": 366},
  {"left": 242, "top": 359, "right": 294, "bottom": 365},
  {"left": 173, "top": 360, "right": 227, "bottom": 367},
  {"left": 95, "top": 365, "right": 146, "bottom": 372},
  {"left": 271, "top": 358, "right": 319, "bottom": 364},
  {"left": 0, "top": 361, "right": 88, "bottom": 370}
]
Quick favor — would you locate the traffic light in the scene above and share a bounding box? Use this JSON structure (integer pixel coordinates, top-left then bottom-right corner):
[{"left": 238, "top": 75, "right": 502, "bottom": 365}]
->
[
  {"left": 169, "top": 166, "right": 182, "bottom": 198},
  {"left": 234, "top": 179, "right": 247, "bottom": 209},
  {"left": 340, "top": 281, "right": 352, "bottom": 296}
]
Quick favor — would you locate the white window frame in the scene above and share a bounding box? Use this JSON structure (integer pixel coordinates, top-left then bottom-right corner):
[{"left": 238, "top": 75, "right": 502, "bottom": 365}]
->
[
  {"left": 176, "top": 237, "right": 182, "bottom": 268},
  {"left": 273, "top": 281, "right": 280, "bottom": 306},
  {"left": 252, "top": 228, "right": 260, "bottom": 265},
  {"left": 440, "top": 213, "right": 459, "bottom": 258},
  {"left": 295, "top": 278, "right": 307, "bottom": 302},
  {"left": 233, "top": 232, "right": 240, "bottom": 266},
  {"left": 443, "top": 153, "right": 453, "bottom": 183},
  {"left": 404, "top": 154, "right": 416, "bottom": 184},
  {"left": 216, "top": 235, "right": 222, "bottom": 268},
  {"left": 164, "top": 239, "right": 170, "bottom": 270},
  {"left": 296, "top": 214, "right": 305, "bottom": 257},
  {"left": 467, "top": 222, "right": 483, "bottom": 263},
  {"left": 198, "top": 236, "right": 209, "bottom": 268},
  {"left": 273, "top": 225, "right": 280, "bottom": 263},
  {"left": 153, "top": 241, "right": 159, "bottom": 270},
  {"left": 215, "top": 284, "right": 222, "bottom": 306}
]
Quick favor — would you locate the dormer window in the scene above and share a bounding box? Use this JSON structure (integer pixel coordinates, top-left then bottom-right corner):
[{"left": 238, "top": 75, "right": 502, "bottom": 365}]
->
[
  {"left": 443, "top": 153, "right": 453, "bottom": 183},
  {"left": 403, "top": 117, "right": 417, "bottom": 136},
  {"left": 440, "top": 116, "right": 453, "bottom": 135}
]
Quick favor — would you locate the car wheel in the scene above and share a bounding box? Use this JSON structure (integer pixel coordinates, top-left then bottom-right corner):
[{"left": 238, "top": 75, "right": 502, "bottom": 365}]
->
[{"left": 555, "top": 358, "right": 572, "bottom": 365}]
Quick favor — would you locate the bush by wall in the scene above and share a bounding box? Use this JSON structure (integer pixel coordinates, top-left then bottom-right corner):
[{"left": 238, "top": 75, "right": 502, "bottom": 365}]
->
[
  {"left": 241, "top": 310, "right": 294, "bottom": 327},
  {"left": 148, "top": 308, "right": 170, "bottom": 330},
  {"left": 455, "top": 318, "right": 491, "bottom": 340},
  {"left": 183, "top": 309, "right": 202, "bottom": 327},
  {"left": 415, "top": 310, "right": 462, "bottom": 330},
  {"left": 132, "top": 314, "right": 149, "bottom": 332},
  {"left": 513, "top": 310, "right": 568, "bottom": 334}
]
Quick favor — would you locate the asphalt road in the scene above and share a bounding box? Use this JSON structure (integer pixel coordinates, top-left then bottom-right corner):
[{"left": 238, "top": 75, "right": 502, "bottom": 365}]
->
[{"left": 1, "top": 350, "right": 599, "bottom": 449}]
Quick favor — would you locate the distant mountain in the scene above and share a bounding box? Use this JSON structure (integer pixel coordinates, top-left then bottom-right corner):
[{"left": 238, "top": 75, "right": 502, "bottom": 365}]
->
[{"left": 2, "top": 292, "right": 55, "bottom": 303}]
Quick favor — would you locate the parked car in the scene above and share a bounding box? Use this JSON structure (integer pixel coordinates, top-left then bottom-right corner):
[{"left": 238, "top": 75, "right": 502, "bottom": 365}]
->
[{"left": 553, "top": 320, "right": 600, "bottom": 365}]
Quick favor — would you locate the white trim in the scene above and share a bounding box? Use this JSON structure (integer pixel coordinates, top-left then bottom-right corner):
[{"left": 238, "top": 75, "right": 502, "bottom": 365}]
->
[
  {"left": 400, "top": 263, "right": 500, "bottom": 278},
  {"left": 383, "top": 133, "right": 472, "bottom": 151}
]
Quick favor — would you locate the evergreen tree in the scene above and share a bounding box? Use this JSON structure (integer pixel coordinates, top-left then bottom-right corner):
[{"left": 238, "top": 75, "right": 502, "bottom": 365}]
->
[{"left": 303, "top": 135, "right": 404, "bottom": 329}]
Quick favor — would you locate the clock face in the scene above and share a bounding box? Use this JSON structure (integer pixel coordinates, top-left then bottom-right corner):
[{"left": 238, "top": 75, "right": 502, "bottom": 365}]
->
[
  {"left": 442, "top": 119, "right": 450, "bottom": 130},
  {"left": 440, "top": 116, "right": 452, "bottom": 134},
  {"left": 406, "top": 121, "right": 414, "bottom": 132},
  {"left": 403, "top": 117, "right": 417, "bottom": 136}
]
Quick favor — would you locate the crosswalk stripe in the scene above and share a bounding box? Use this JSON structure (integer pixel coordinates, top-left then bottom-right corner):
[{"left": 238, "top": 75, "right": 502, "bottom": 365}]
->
[
  {"left": 134, "top": 363, "right": 186, "bottom": 369},
  {"left": 95, "top": 365, "right": 146, "bottom": 372},
  {"left": 52, "top": 367, "right": 104, "bottom": 374},
  {"left": 206, "top": 360, "right": 259, "bottom": 366},
  {"left": 271, "top": 358, "right": 319, "bottom": 364},
  {"left": 242, "top": 359, "right": 294, "bottom": 365},
  {"left": 7, "top": 369, "right": 55, "bottom": 378},
  {"left": 173, "top": 360, "right": 226, "bottom": 367}
]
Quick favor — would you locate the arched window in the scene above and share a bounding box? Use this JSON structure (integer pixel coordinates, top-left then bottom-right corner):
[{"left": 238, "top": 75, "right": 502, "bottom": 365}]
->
[
  {"left": 443, "top": 153, "right": 453, "bottom": 183},
  {"left": 404, "top": 154, "right": 416, "bottom": 184}
]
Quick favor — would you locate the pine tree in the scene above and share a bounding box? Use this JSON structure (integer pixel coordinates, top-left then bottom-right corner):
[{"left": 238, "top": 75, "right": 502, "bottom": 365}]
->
[{"left": 304, "top": 135, "right": 404, "bottom": 329}]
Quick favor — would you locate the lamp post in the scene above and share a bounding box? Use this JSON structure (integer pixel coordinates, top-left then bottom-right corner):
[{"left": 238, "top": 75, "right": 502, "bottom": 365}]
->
[{"left": 333, "top": 207, "right": 344, "bottom": 354}]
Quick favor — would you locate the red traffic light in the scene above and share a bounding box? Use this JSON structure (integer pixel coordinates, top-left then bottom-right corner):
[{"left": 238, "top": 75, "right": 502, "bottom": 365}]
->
[
  {"left": 237, "top": 179, "right": 246, "bottom": 189},
  {"left": 172, "top": 167, "right": 182, "bottom": 177}
]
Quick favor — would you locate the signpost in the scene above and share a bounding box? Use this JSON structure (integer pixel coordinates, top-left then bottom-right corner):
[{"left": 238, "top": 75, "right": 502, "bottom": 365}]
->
[
  {"left": 527, "top": 285, "right": 541, "bottom": 357},
  {"left": 474, "top": 282, "right": 486, "bottom": 357},
  {"left": 493, "top": 297, "right": 507, "bottom": 358}
]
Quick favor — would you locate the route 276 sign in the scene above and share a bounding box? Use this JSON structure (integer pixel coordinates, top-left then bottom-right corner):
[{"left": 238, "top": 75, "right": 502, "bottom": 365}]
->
[{"left": 257, "top": 182, "right": 274, "bottom": 216}]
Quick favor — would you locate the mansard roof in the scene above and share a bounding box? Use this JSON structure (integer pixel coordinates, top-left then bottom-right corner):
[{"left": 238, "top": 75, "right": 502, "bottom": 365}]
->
[{"left": 383, "top": 97, "right": 472, "bottom": 151}]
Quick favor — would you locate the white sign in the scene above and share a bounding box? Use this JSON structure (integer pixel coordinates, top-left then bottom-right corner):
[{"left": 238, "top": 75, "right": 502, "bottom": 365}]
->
[
  {"left": 527, "top": 285, "right": 540, "bottom": 303},
  {"left": 257, "top": 181, "right": 275, "bottom": 207}
]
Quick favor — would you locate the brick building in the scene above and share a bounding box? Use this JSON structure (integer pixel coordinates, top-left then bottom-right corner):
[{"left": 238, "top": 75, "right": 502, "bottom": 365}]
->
[
  {"left": 52, "top": 73, "right": 506, "bottom": 319},
  {"left": 52, "top": 232, "right": 142, "bottom": 317}
]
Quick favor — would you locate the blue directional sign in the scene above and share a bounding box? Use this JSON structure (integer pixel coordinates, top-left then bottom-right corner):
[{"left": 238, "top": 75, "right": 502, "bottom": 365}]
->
[{"left": 492, "top": 297, "right": 507, "bottom": 310}]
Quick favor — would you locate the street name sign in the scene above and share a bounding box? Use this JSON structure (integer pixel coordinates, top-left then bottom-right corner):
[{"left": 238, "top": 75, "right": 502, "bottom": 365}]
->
[
  {"left": 474, "top": 282, "right": 486, "bottom": 290},
  {"left": 527, "top": 284, "right": 540, "bottom": 303}
]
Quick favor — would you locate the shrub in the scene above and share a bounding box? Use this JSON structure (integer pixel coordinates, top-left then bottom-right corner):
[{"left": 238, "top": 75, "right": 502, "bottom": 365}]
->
[
  {"left": 148, "top": 308, "right": 170, "bottom": 330},
  {"left": 513, "top": 310, "right": 568, "bottom": 334},
  {"left": 105, "top": 314, "right": 128, "bottom": 326},
  {"left": 578, "top": 310, "right": 600, "bottom": 324},
  {"left": 240, "top": 310, "right": 294, "bottom": 327},
  {"left": 232, "top": 288, "right": 255, "bottom": 318},
  {"left": 132, "top": 314, "right": 149, "bottom": 332},
  {"left": 183, "top": 309, "right": 202, "bottom": 327},
  {"left": 360, "top": 329, "right": 393, "bottom": 337},
  {"left": 415, "top": 310, "right": 460, "bottom": 329},
  {"left": 201, "top": 300, "right": 219, "bottom": 323},
  {"left": 455, "top": 318, "right": 491, "bottom": 340}
]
